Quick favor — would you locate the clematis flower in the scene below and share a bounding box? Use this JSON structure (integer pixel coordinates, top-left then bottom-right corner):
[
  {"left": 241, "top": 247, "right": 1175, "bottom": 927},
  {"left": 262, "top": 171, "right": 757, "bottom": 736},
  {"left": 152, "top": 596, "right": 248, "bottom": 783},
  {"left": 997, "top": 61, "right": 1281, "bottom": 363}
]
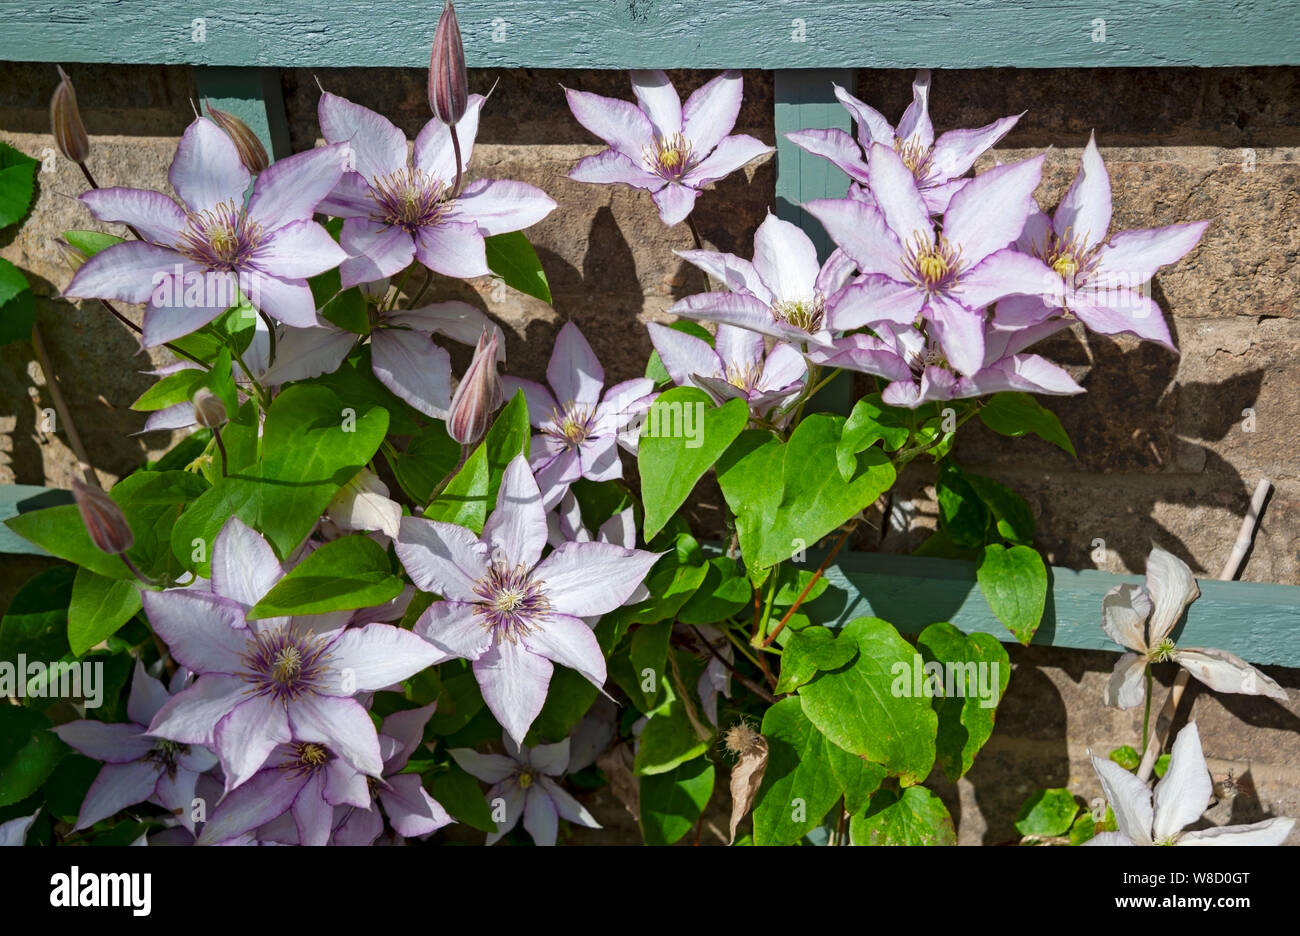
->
[
  {"left": 565, "top": 70, "right": 773, "bottom": 226},
  {"left": 141, "top": 517, "right": 445, "bottom": 792},
  {"left": 996, "top": 133, "right": 1209, "bottom": 349},
  {"left": 1087, "top": 721, "right": 1294, "bottom": 846},
  {"left": 395, "top": 456, "right": 661, "bottom": 745},
  {"left": 545, "top": 490, "right": 650, "bottom": 612},
  {"left": 786, "top": 70, "right": 1020, "bottom": 215},
  {"left": 668, "top": 215, "right": 832, "bottom": 344},
  {"left": 316, "top": 92, "right": 555, "bottom": 287},
  {"left": 1101, "top": 547, "right": 1287, "bottom": 708},
  {"left": 196, "top": 740, "right": 369, "bottom": 846},
  {"left": 647, "top": 322, "right": 805, "bottom": 418},
  {"left": 52, "top": 661, "right": 217, "bottom": 832},
  {"left": 65, "top": 116, "right": 349, "bottom": 347},
  {"left": 332, "top": 704, "right": 455, "bottom": 845},
  {"left": 451, "top": 734, "right": 599, "bottom": 845},
  {"left": 806, "top": 147, "right": 1055, "bottom": 376},
  {"left": 501, "top": 322, "right": 655, "bottom": 510}
]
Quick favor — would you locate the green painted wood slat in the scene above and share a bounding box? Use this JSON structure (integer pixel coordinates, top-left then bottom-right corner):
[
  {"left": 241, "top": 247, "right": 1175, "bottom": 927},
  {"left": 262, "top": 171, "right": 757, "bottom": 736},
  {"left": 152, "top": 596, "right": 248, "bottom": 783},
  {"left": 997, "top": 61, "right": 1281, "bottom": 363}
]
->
[
  {"left": 1, "top": 1, "right": 1297, "bottom": 68},
  {"left": 799, "top": 549, "right": 1300, "bottom": 670}
]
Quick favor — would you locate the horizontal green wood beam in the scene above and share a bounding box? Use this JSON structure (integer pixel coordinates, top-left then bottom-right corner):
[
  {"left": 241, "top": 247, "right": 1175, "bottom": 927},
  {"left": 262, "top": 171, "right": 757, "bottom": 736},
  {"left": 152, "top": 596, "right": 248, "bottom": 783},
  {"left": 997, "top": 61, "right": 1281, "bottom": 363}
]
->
[
  {"left": 2, "top": 1, "right": 1297, "bottom": 68},
  {"left": 799, "top": 549, "right": 1300, "bottom": 670}
]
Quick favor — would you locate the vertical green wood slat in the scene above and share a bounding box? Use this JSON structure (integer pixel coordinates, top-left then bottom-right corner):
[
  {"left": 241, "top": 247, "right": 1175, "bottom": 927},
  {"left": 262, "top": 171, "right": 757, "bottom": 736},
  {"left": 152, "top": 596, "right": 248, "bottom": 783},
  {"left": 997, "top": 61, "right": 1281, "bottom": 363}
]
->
[
  {"left": 774, "top": 69, "right": 856, "bottom": 416},
  {"left": 191, "top": 66, "right": 291, "bottom": 163}
]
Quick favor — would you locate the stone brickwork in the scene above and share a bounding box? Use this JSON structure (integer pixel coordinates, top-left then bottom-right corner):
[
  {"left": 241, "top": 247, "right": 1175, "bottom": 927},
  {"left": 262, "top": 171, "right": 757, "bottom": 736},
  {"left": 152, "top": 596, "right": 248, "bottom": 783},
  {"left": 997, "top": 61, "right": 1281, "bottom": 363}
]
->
[{"left": 1, "top": 62, "right": 1297, "bottom": 843}]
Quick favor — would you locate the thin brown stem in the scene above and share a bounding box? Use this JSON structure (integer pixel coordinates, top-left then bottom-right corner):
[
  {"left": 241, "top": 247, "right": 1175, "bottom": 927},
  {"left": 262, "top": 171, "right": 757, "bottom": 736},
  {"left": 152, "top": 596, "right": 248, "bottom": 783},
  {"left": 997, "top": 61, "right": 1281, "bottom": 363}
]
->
[
  {"left": 685, "top": 624, "right": 778, "bottom": 704},
  {"left": 31, "top": 323, "right": 98, "bottom": 488},
  {"left": 761, "top": 521, "right": 857, "bottom": 649},
  {"left": 212, "top": 425, "right": 229, "bottom": 476},
  {"left": 409, "top": 267, "right": 434, "bottom": 308},
  {"left": 450, "top": 125, "right": 464, "bottom": 198}
]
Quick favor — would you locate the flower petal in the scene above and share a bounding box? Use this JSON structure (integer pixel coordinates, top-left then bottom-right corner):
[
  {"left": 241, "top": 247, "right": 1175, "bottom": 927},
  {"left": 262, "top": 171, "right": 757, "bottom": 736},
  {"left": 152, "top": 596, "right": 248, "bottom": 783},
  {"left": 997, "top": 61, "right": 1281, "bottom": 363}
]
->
[
  {"left": 682, "top": 70, "right": 743, "bottom": 155},
  {"left": 450, "top": 748, "right": 518, "bottom": 783},
  {"left": 630, "top": 70, "right": 683, "bottom": 139},
  {"left": 63, "top": 241, "right": 184, "bottom": 305},
  {"left": 1101, "top": 583, "right": 1153, "bottom": 652},
  {"left": 248, "top": 143, "right": 348, "bottom": 228},
  {"left": 753, "top": 214, "right": 821, "bottom": 305},
  {"left": 211, "top": 516, "right": 282, "bottom": 611},
  {"left": 647, "top": 323, "right": 721, "bottom": 388},
  {"left": 52, "top": 720, "right": 152, "bottom": 764},
  {"left": 249, "top": 273, "right": 321, "bottom": 329},
  {"left": 533, "top": 541, "right": 662, "bottom": 618},
  {"left": 1091, "top": 753, "right": 1155, "bottom": 845},
  {"left": 951, "top": 249, "right": 1060, "bottom": 311},
  {"left": 829, "top": 274, "right": 924, "bottom": 330},
  {"left": 1103, "top": 652, "right": 1149, "bottom": 710},
  {"left": 1179, "top": 817, "right": 1295, "bottom": 846},
  {"left": 74, "top": 761, "right": 162, "bottom": 830},
  {"left": 524, "top": 613, "right": 607, "bottom": 690},
  {"left": 414, "top": 220, "right": 490, "bottom": 278},
  {"left": 317, "top": 92, "right": 408, "bottom": 183},
  {"left": 140, "top": 590, "right": 249, "bottom": 675},
  {"left": 1053, "top": 132, "right": 1112, "bottom": 250},
  {"left": 896, "top": 70, "right": 933, "bottom": 148},
  {"left": 922, "top": 293, "right": 986, "bottom": 378},
  {"left": 395, "top": 516, "right": 491, "bottom": 601},
  {"left": 389, "top": 300, "right": 498, "bottom": 350},
  {"left": 381, "top": 773, "right": 454, "bottom": 838},
  {"left": 413, "top": 600, "right": 494, "bottom": 662},
  {"left": 474, "top": 640, "right": 553, "bottom": 748},
  {"left": 214, "top": 695, "right": 291, "bottom": 793},
  {"left": 1172, "top": 648, "right": 1289, "bottom": 701},
  {"left": 253, "top": 218, "right": 349, "bottom": 280},
  {"left": 784, "top": 128, "right": 870, "bottom": 184},
  {"left": 287, "top": 694, "right": 383, "bottom": 777},
  {"left": 866, "top": 143, "right": 932, "bottom": 245},
  {"left": 317, "top": 170, "right": 376, "bottom": 218},
  {"left": 146, "top": 674, "right": 247, "bottom": 745},
  {"left": 169, "top": 117, "right": 250, "bottom": 212},
  {"left": 1069, "top": 287, "right": 1174, "bottom": 351},
  {"left": 483, "top": 456, "right": 548, "bottom": 569},
  {"left": 258, "top": 326, "right": 353, "bottom": 386},
  {"left": 196, "top": 766, "right": 305, "bottom": 845},
  {"left": 324, "top": 622, "right": 448, "bottom": 694},
  {"left": 681, "top": 134, "right": 772, "bottom": 188},
  {"left": 803, "top": 198, "right": 903, "bottom": 277},
  {"left": 413, "top": 96, "right": 486, "bottom": 183},
  {"left": 500, "top": 377, "right": 559, "bottom": 427},
  {"left": 1144, "top": 547, "right": 1199, "bottom": 645},
  {"left": 548, "top": 321, "right": 605, "bottom": 408},
  {"left": 539, "top": 775, "right": 601, "bottom": 828},
  {"left": 126, "top": 658, "right": 173, "bottom": 727},
  {"left": 564, "top": 87, "right": 655, "bottom": 162},
  {"left": 80, "top": 188, "right": 188, "bottom": 246},
  {"left": 484, "top": 780, "right": 525, "bottom": 845},
  {"left": 1152, "top": 721, "right": 1213, "bottom": 842},
  {"left": 378, "top": 702, "right": 438, "bottom": 772},
  {"left": 1093, "top": 221, "right": 1210, "bottom": 285},
  {"left": 568, "top": 150, "right": 663, "bottom": 189},
  {"left": 522, "top": 787, "right": 559, "bottom": 846},
  {"left": 370, "top": 326, "right": 453, "bottom": 419},
  {"left": 450, "top": 178, "right": 557, "bottom": 236},
  {"left": 942, "top": 154, "right": 1045, "bottom": 268},
  {"left": 651, "top": 183, "right": 699, "bottom": 226},
  {"left": 929, "top": 114, "right": 1021, "bottom": 182}
]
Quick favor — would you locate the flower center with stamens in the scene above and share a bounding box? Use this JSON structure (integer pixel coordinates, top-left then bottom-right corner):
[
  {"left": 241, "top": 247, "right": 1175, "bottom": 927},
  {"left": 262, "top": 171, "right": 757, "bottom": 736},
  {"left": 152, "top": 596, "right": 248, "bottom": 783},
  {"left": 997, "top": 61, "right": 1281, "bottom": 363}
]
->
[
  {"left": 902, "top": 232, "right": 963, "bottom": 293},
  {"left": 1041, "top": 227, "right": 1095, "bottom": 289},
  {"left": 241, "top": 624, "right": 331, "bottom": 702},
  {"left": 546, "top": 403, "right": 595, "bottom": 448},
  {"left": 1148, "top": 638, "right": 1176, "bottom": 663},
  {"left": 771, "top": 293, "right": 826, "bottom": 334},
  {"left": 145, "top": 738, "right": 190, "bottom": 778},
  {"left": 893, "top": 136, "right": 934, "bottom": 181},
  {"left": 473, "top": 562, "right": 551, "bottom": 644},
  {"left": 174, "top": 200, "right": 263, "bottom": 271},
  {"left": 643, "top": 132, "right": 695, "bottom": 181},
  {"left": 518, "top": 770, "right": 534, "bottom": 789},
  {"left": 283, "top": 741, "right": 333, "bottom": 778},
  {"left": 725, "top": 361, "right": 765, "bottom": 393},
  {"left": 369, "top": 166, "right": 449, "bottom": 233}
]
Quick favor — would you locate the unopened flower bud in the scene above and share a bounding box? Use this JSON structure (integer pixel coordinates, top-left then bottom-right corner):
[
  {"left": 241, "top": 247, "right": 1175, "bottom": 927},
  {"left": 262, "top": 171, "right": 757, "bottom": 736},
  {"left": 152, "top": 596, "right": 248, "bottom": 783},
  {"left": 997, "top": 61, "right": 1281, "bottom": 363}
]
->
[
  {"left": 205, "top": 102, "right": 270, "bottom": 174},
  {"left": 50, "top": 65, "right": 90, "bottom": 164},
  {"left": 71, "top": 478, "right": 133, "bottom": 555},
  {"left": 52, "top": 239, "right": 88, "bottom": 273},
  {"left": 447, "top": 327, "right": 504, "bottom": 446},
  {"left": 428, "top": 1, "right": 468, "bottom": 127},
  {"left": 192, "top": 387, "right": 228, "bottom": 429}
]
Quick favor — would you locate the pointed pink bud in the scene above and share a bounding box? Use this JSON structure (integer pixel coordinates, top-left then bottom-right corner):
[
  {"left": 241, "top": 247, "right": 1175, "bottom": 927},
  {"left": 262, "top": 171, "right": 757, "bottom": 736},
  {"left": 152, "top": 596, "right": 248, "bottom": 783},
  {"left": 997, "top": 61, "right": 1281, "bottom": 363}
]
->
[
  {"left": 191, "top": 387, "right": 228, "bottom": 429},
  {"left": 205, "top": 101, "right": 270, "bottom": 174},
  {"left": 447, "top": 327, "right": 504, "bottom": 446},
  {"left": 50, "top": 65, "right": 90, "bottom": 164},
  {"left": 71, "top": 478, "right": 133, "bottom": 555},
  {"left": 429, "top": 1, "right": 468, "bottom": 126}
]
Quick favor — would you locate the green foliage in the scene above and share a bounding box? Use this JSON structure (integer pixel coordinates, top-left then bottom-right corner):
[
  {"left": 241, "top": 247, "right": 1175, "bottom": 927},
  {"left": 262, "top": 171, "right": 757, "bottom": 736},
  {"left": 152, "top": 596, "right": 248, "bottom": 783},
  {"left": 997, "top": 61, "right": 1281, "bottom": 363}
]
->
[
  {"left": 640, "top": 756, "right": 715, "bottom": 845},
  {"left": 249, "top": 535, "right": 403, "bottom": 618},
  {"left": 977, "top": 543, "right": 1048, "bottom": 645},
  {"left": 485, "top": 231, "right": 551, "bottom": 304},
  {"left": 978, "top": 391, "right": 1076, "bottom": 456}
]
